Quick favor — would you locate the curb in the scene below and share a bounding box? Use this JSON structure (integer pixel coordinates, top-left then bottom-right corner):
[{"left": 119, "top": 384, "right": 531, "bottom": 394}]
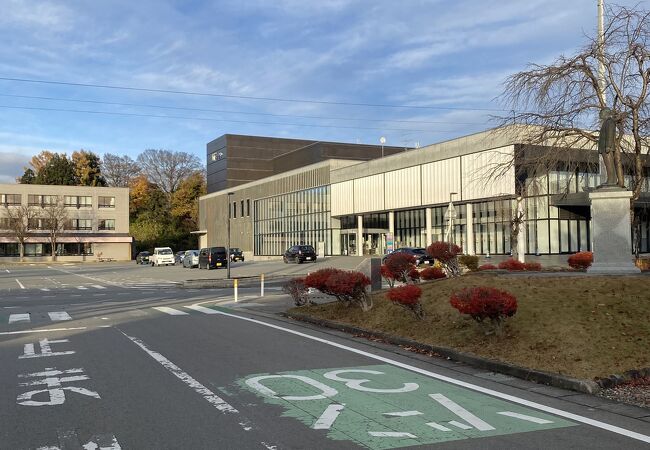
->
[
  {"left": 595, "top": 368, "right": 650, "bottom": 389},
  {"left": 284, "top": 312, "right": 600, "bottom": 395}
]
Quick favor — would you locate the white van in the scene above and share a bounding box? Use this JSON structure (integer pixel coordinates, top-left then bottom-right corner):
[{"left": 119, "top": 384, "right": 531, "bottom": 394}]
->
[{"left": 151, "top": 247, "right": 175, "bottom": 266}]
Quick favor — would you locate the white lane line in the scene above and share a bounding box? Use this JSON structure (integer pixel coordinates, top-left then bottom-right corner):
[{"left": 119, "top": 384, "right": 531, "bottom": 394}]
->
[
  {"left": 184, "top": 305, "right": 219, "bottom": 314},
  {"left": 426, "top": 422, "right": 451, "bottom": 432},
  {"left": 119, "top": 331, "right": 238, "bottom": 413},
  {"left": 48, "top": 311, "right": 72, "bottom": 321},
  {"left": 498, "top": 411, "right": 554, "bottom": 424},
  {"left": 383, "top": 411, "right": 423, "bottom": 417},
  {"left": 0, "top": 327, "right": 87, "bottom": 335},
  {"left": 77, "top": 286, "right": 88, "bottom": 290},
  {"left": 207, "top": 309, "right": 650, "bottom": 444},
  {"left": 429, "top": 393, "right": 495, "bottom": 431},
  {"left": 368, "top": 432, "right": 417, "bottom": 438},
  {"left": 448, "top": 421, "right": 473, "bottom": 430},
  {"left": 91, "top": 284, "right": 106, "bottom": 289},
  {"left": 15, "top": 279, "right": 25, "bottom": 289},
  {"left": 40, "top": 288, "right": 50, "bottom": 292},
  {"left": 9, "top": 313, "right": 30, "bottom": 324},
  {"left": 312, "top": 404, "right": 345, "bottom": 430},
  {"left": 153, "top": 306, "right": 189, "bottom": 316}
]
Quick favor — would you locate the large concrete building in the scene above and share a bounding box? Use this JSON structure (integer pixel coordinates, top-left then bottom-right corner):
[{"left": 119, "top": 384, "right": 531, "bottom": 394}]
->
[
  {"left": 198, "top": 128, "right": 650, "bottom": 260},
  {"left": 0, "top": 184, "right": 132, "bottom": 261}
]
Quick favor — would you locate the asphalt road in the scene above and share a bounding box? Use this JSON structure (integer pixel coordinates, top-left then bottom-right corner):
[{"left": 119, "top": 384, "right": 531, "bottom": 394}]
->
[{"left": 1, "top": 265, "right": 649, "bottom": 449}]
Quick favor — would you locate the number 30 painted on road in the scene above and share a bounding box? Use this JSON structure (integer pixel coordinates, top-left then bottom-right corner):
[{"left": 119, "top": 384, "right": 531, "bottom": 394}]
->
[{"left": 323, "top": 369, "right": 418, "bottom": 393}]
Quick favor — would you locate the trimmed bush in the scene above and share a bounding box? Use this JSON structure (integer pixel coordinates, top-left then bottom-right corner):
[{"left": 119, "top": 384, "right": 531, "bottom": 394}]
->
[
  {"left": 426, "top": 241, "right": 463, "bottom": 277},
  {"left": 568, "top": 251, "right": 593, "bottom": 270},
  {"left": 450, "top": 286, "right": 517, "bottom": 335},
  {"left": 458, "top": 255, "right": 479, "bottom": 271},
  {"left": 498, "top": 258, "right": 526, "bottom": 271},
  {"left": 408, "top": 268, "right": 421, "bottom": 282},
  {"left": 387, "top": 284, "right": 424, "bottom": 319},
  {"left": 523, "top": 262, "right": 542, "bottom": 271},
  {"left": 380, "top": 264, "right": 396, "bottom": 288},
  {"left": 478, "top": 264, "right": 497, "bottom": 271},
  {"left": 383, "top": 252, "right": 417, "bottom": 284},
  {"left": 420, "top": 267, "right": 446, "bottom": 280},
  {"left": 282, "top": 277, "right": 313, "bottom": 307},
  {"left": 304, "top": 268, "right": 372, "bottom": 310}
]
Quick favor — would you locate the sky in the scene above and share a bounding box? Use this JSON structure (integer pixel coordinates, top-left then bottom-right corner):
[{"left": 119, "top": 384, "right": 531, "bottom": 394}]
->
[{"left": 0, "top": 0, "right": 645, "bottom": 183}]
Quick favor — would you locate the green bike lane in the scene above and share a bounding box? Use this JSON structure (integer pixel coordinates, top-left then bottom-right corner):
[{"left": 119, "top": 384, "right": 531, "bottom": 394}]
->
[{"left": 1, "top": 300, "right": 648, "bottom": 449}]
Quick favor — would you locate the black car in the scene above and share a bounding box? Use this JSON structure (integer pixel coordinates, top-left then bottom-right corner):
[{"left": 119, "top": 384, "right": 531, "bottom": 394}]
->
[
  {"left": 135, "top": 251, "right": 150, "bottom": 264},
  {"left": 283, "top": 245, "right": 317, "bottom": 264},
  {"left": 198, "top": 247, "right": 228, "bottom": 269},
  {"left": 383, "top": 247, "right": 434, "bottom": 266},
  {"left": 174, "top": 251, "right": 185, "bottom": 265},
  {"left": 229, "top": 248, "right": 244, "bottom": 262}
]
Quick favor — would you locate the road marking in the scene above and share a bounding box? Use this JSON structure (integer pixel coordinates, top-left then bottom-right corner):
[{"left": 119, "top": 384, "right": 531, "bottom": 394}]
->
[
  {"left": 368, "top": 432, "right": 417, "bottom": 438},
  {"left": 211, "top": 309, "right": 650, "bottom": 444},
  {"left": 426, "top": 422, "right": 451, "bottom": 432},
  {"left": 0, "top": 327, "right": 87, "bottom": 336},
  {"left": 40, "top": 288, "right": 50, "bottom": 291},
  {"left": 498, "top": 411, "right": 554, "bottom": 424},
  {"left": 383, "top": 411, "right": 423, "bottom": 417},
  {"left": 449, "top": 420, "right": 473, "bottom": 430},
  {"left": 91, "top": 285, "right": 106, "bottom": 289},
  {"left": 9, "top": 313, "right": 30, "bottom": 324},
  {"left": 15, "top": 279, "right": 25, "bottom": 289},
  {"left": 77, "top": 286, "right": 88, "bottom": 290},
  {"left": 153, "top": 306, "right": 189, "bottom": 315},
  {"left": 313, "top": 404, "right": 345, "bottom": 430},
  {"left": 184, "top": 305, "right": 219, "bottom": 314},
  {"left": 48, "top": 312, "right": 72, "bottom": 321},
  {"left": 5, "top": 269, "right": 9, "bottom": 273},
  {"left": 430, "top": 393, "right": 495, "bottom": 431}
]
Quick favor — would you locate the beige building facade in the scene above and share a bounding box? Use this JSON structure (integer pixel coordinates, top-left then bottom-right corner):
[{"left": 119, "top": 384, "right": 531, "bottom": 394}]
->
[{"left": 0, "top": 184, "right": 132, "bottom": 262}]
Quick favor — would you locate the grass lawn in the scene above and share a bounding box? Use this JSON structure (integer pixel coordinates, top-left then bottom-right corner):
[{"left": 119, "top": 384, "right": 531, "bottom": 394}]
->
[{"left": 294, "top": 273, "right": 650, "bottom": 380}]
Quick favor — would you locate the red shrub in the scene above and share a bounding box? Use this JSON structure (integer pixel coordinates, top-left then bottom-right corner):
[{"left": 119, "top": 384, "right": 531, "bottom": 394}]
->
[
  {"left": 498, "top": 258, "right": 525, "bottom": 271},
  {"left": 380, "top": 264, "right": 397, "bottom": 287},
  {"left": 304, "top": 268, "right": 341, "bottom": 293},
  {"left": 450, "top": 286, "right": 517, "bottom": 334},
  {"left": 384, "top": 253, "right": 416, "bottom": 280},
  {"left": 568, "top": 251, "right": 593, "bottom": 270},
  {"left": 478, "top": 264, "right": 497, "bottom": 271},
  {"left": 523, "top": 262, "right": 542, "bottom": 271},
  {"left": 304, "top": 268, "right": 372, "bottom": 310},
  {"left": 426, "top": 241, "right": 462, "bottom": 263},
  {"left": 408, "top": 268, "right": 420, "bottom": 282},
  {"left": 420, "top": 267, "right": 446, "bottom": 280},
  {"left": 387, "top": 284, "right": 424, "bottom": 319}
]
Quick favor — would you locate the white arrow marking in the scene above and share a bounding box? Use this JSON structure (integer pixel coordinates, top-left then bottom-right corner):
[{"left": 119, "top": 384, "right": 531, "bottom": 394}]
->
[
  {"left": 430, "top": 393, "right": 495, "bottom": 431},
  {"left": 368, "top": 432, "right": 417, "bottom": 438},
  {"left": 448, "top": 420, "right": 473, "bottom": 430},
  {"left": 15, "top": 279, "right": 25, "bottom": 289},
  {"left": 313, "top": 404, "right": 345, "bottom": 429},
  {"left": 498, "top": 411, "right": 553, "bottom": 424},
  {"left": 384, "top": 411, "right": 423, "bottom": 417},
  {"left": 426, "top": 422, "right": 451, "bottom": 432}
]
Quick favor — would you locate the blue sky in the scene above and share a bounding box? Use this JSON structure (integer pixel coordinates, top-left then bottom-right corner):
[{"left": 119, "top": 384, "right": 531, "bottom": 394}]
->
[{"left": 0, "top": 0, "right": 644, "bottom": 182}]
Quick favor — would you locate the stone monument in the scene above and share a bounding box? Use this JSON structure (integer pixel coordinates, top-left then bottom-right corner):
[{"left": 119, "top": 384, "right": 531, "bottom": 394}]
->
[{"left": 587, "top": 108, "right": 640, "bottom": 273}]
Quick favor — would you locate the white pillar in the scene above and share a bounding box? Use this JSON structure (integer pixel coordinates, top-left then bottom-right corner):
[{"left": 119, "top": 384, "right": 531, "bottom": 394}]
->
[
  {"left": 466, "top": 203, "right": 475, "bottom": 255},
  {"left": 388, "top": 211, "right": 395, "bottom": 236},
  {"left": 357, "top": 215, "right": 363, "bottom": 256},
  {"left": 516, "top": 198, "right": 526, "bottom": 263},
  {"left": 425, "top": 207, "right": 432, "bottom": 247}
]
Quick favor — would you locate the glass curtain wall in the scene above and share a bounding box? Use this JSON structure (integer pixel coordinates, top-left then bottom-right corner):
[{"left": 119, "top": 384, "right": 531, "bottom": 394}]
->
[
  {"left": 472, "top": 199, "right": 513, "bottom": 255},
  {"left": 254, "top": 186, "right": 332, "bottom": 256}
]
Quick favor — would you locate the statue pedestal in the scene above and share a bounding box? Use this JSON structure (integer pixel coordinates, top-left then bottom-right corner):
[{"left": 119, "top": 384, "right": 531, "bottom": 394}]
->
[{"left": 587, "top": 188, "right": 640, "bottom": 274}]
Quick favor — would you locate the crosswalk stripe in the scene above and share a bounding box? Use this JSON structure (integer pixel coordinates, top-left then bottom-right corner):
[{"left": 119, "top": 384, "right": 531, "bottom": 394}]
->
[
  {"left": 91, "top": 285, "right": 106, "bottom": 289},
  {"left": 184, "top": 305, "right": 219, "bottom": 314},
  {"left": 9, "top": 313, "right": 30, "bottom": 324},
  {"left": 153, "top": 306, "right": 189, "bottom": 316},
  {"left": 48, "top": 311, "right": 72, "bottom": 321}
]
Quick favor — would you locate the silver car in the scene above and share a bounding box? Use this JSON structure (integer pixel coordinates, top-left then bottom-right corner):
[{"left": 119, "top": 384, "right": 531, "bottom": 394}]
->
[{"left": 182, "top": 250, "right": 199, "bottom": 268}]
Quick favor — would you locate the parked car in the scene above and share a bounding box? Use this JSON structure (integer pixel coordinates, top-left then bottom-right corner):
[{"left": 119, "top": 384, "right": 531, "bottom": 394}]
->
[
  {"left": 151, "top": 247, "right": 175, "bottom": 266},
  {"left": 229, "top": 247, "right": 244, "bottom": 262},
  {"left": 135, "top": 251, "right": 150, "bottom": 265},
  {"left": 175, "top": 251, "right": 185, "bottom": 265},
  {"left": 182, "top": 250, "right": 199, "bottom": 268},
  {"left": 382, "top": 247, "right": 434, "bottom": 266},
  {"left": 198, "top": 247, "right": 228, "bottom": 269},
  {"left": 283, "top": 245, "right": 317, "bottom": 264}
]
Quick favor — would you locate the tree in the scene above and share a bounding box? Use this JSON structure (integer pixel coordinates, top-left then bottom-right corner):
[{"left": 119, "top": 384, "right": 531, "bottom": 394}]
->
[
  {"left": 102, "top": 153, "right": 141, "bottom": 187},
  {"left": 497, "top": 5, "right": 650, "bottom": 199},
  {"left": 72, "top": 150, "right": 106, "bottom": 187},
  {"left": 35, "top": 153, "right": 77, "bottom": 185},
  {"left": 4, "top": 205, "right": 36, "bottom": 261},
  {"left": 40, "top": 197, "right": 69, "bottom": 260},
  {"left": 18, "top": 168, "right": 36, "bottom": 184},
  {"left": 136, "top": 149, "right": 202, "bottom": 196},
  {"left": 29, "top": 151, "right": 55, "bottom": 173},
  {"left": 171, "top": 172, "right": 206, "bottom": 229}
]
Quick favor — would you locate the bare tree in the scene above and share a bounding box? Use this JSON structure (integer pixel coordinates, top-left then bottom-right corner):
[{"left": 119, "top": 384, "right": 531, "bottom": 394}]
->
[
  {"left": 102, "top": 153, "right": 141, "bottom": 187},
  {"left": 136, "top": 149, "right": 202, "bottom": 196},
  {"left": 496, "top": 5, "right": 650, "bottom": 201},
  {"left": 4, "top": 205, "right": 36, "bottom": 261},
  {"left": 40, "top": 197, "right": 69, "bottom": 261}
]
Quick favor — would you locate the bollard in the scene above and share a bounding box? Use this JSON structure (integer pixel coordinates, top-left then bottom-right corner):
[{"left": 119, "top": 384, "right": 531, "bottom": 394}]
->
[
  {"left": 234, "top": 278, "right": 238, "bottom": 303},
  {"left": 260, "top": 273, "right": 265, "bottom": 297}
]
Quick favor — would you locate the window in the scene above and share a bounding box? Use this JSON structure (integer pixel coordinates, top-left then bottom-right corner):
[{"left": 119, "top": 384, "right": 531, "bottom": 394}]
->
[
  {"left": 66, "top": 219, "right": 92, "bottom": 230},
  {"left": 246, "top": 199, "right": 250, "bottom": 217},
  {"left": 233, "top": 201, "right": 237, "bottom": 218},
  {"left": 98, "top": 196, "right": 115, "bottom": 208},
  {"left": 28, "top": 194, "right": 56, "bottom": 206},
  {"left": 28, "top": 218, "right": 49, "bottom": 230},
  {"left": 240, "top": 200, "right": 244, "bottom": 218},
  {"left": 64, "top": 196, "right": 92, "bottom": 208},
  {"left": 98, "top": 219, "right": 115, "bottom": 230},
  {"left": 1, "top": 194, "right": 21, "bottom": 205}
]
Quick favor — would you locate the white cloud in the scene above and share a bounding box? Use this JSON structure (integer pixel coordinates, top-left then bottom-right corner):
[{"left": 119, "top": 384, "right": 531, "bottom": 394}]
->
[{"left": 0, "top": 0, "right": 74, "bottom": 30}]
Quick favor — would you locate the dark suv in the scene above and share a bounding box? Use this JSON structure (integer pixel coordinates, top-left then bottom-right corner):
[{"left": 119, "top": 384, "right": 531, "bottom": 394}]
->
[
  {"left": 382, "top": 247, "right": 434, "bottom": 266},
  {"left": 198, "top": 247, "right": 228, "bottom": 269},
  {"left": 283, "top": 245, "right": 317, "bottom": 264},
  {"left": 135, "top": 251, "right": 150, "bottom": 265},
  {"left": 229, "top": 248, "right": 244, "bottom": 262}
]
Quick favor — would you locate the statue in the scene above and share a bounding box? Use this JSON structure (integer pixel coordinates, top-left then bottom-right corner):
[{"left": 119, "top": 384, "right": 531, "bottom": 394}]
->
[{"left": 597, "top": 108, "right": 619, "bottom": 187}]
